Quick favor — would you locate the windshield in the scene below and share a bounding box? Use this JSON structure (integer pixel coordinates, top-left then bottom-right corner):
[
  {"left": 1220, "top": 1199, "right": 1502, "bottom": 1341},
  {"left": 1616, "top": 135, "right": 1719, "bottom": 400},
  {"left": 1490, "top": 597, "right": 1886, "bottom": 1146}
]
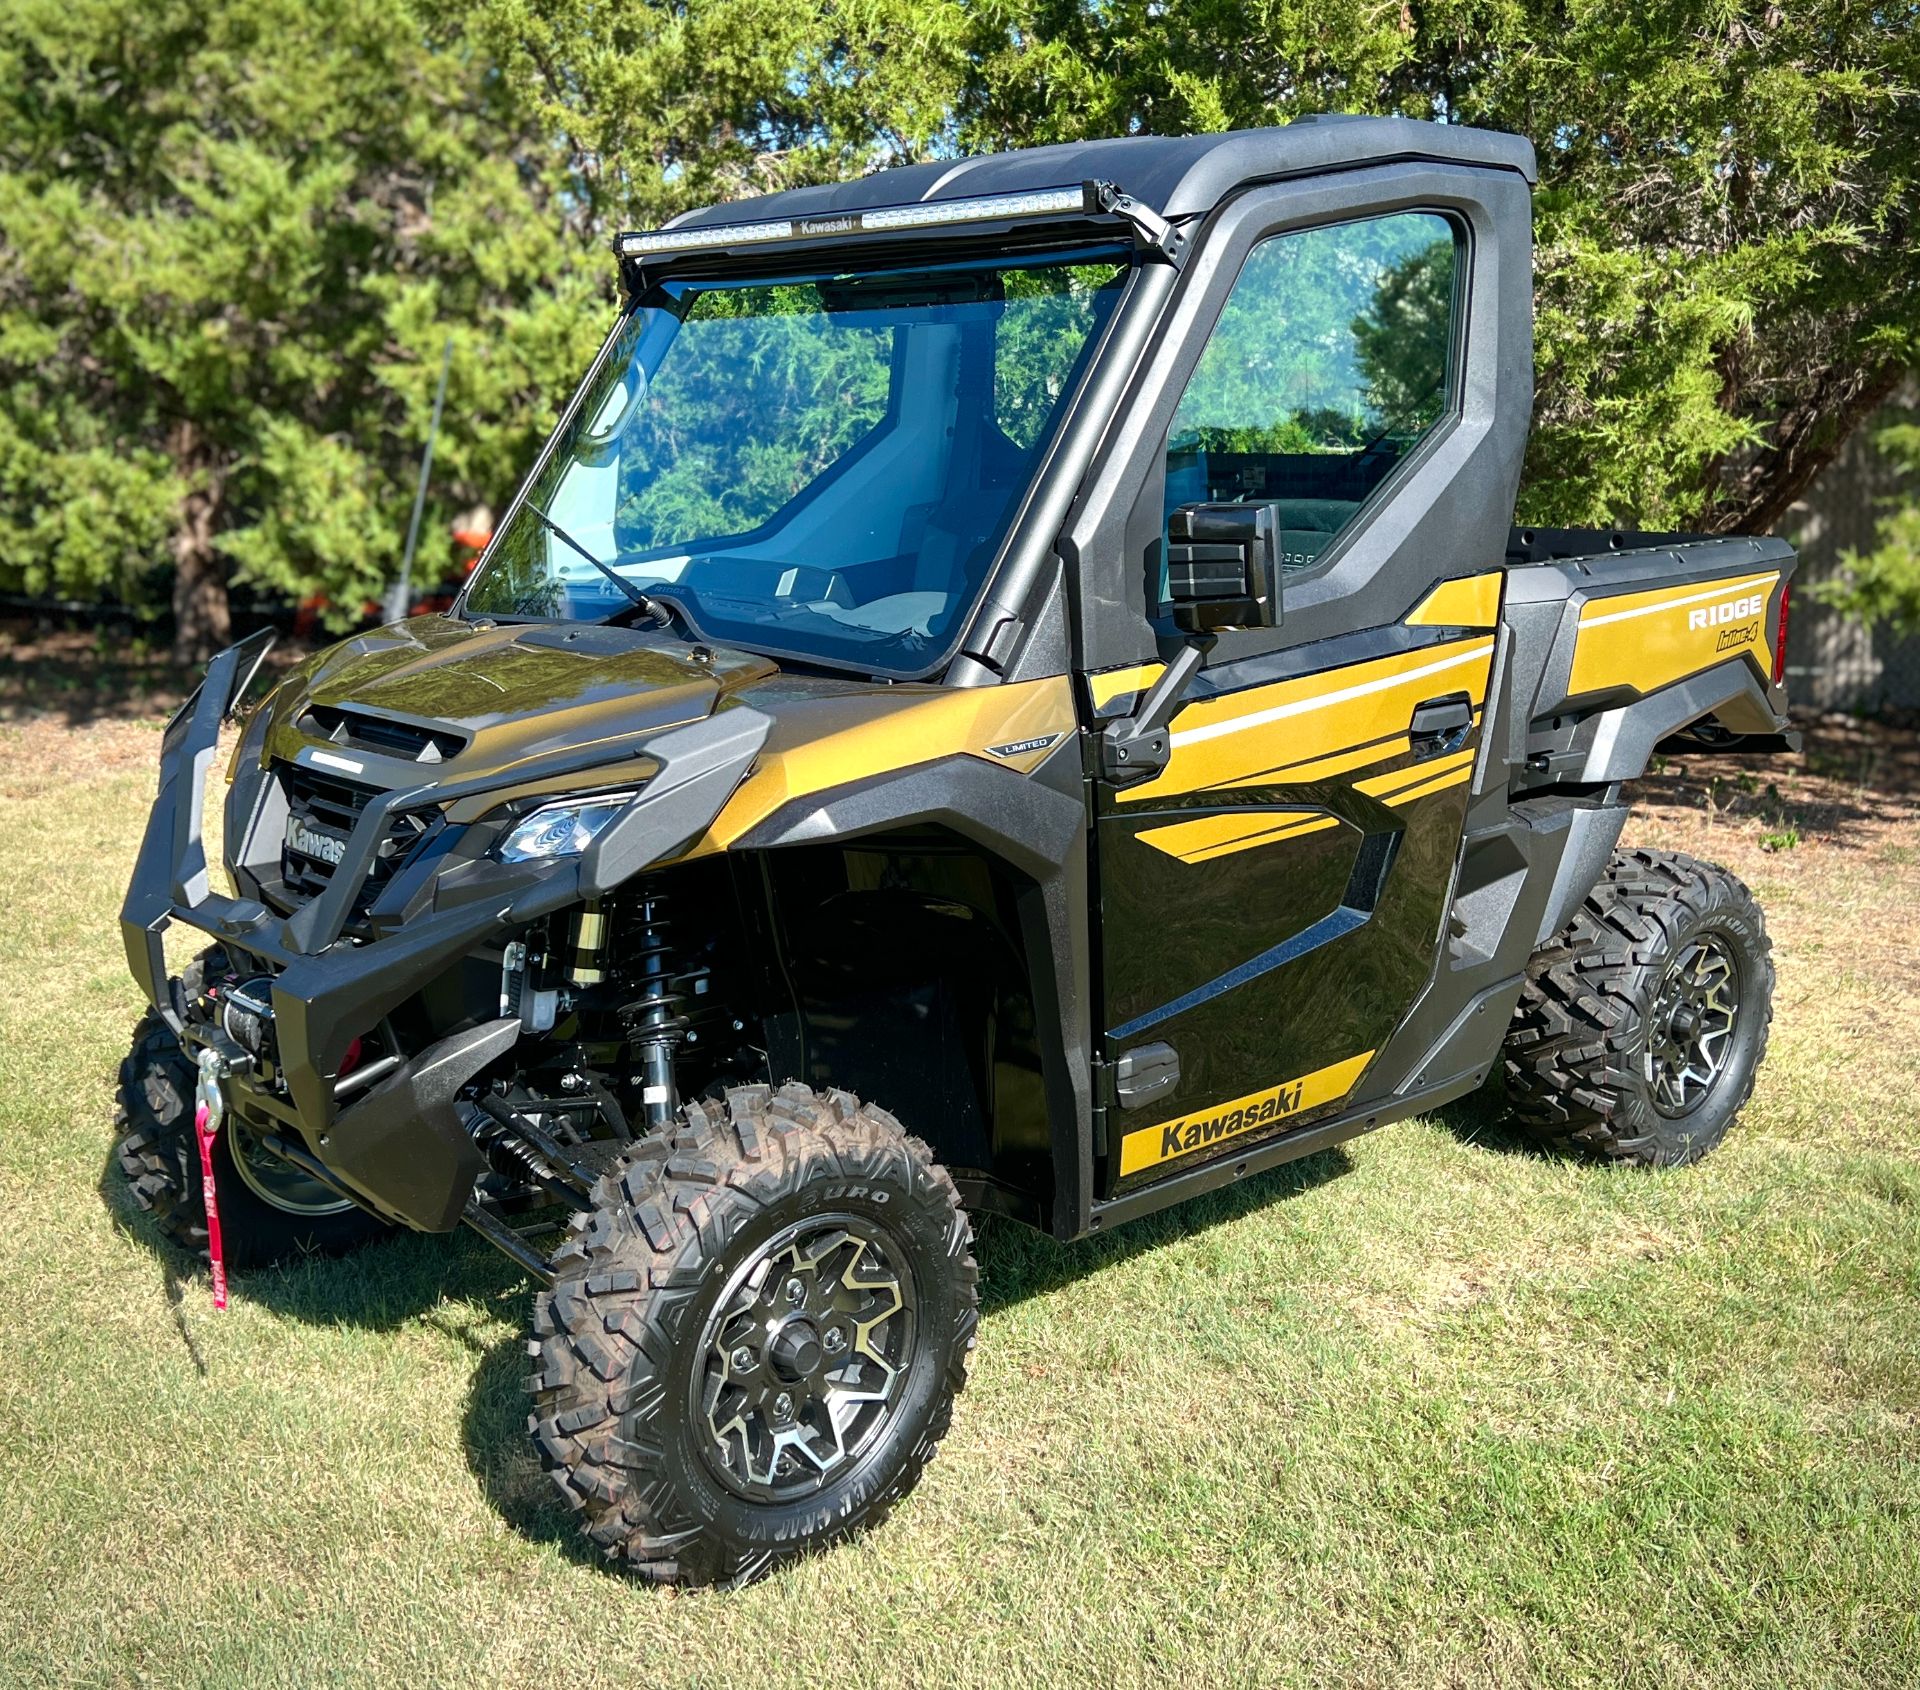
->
[{"left": 463, "top": 248, "right": 1131, "bottom": 674}]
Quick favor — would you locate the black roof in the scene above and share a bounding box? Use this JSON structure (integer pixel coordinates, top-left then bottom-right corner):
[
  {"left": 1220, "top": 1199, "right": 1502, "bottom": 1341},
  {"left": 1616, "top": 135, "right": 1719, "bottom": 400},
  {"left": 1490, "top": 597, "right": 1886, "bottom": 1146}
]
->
[{"left": 668, "top": 117, "right": 1537, "bottom": 234}]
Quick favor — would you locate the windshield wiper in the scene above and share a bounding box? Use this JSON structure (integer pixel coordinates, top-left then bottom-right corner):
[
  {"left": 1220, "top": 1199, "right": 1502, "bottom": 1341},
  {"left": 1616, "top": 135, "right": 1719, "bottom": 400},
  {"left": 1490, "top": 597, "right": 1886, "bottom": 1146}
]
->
[{"left": 520, "top": 504, "right": 668, "bottom": 624}]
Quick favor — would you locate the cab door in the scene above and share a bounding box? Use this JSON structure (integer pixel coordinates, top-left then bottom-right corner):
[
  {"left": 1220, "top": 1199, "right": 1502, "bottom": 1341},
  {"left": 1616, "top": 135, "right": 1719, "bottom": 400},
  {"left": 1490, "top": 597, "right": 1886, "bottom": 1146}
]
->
[{"left": 1087, "top": 202, "right": 1508, "bottom": 1197}]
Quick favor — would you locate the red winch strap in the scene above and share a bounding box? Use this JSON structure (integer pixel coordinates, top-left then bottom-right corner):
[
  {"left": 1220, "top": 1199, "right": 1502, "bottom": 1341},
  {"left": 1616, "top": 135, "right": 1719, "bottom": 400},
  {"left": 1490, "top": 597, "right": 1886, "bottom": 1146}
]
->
[{"left": 195, "top": 1100, "right": 228, "bottom": 1311}]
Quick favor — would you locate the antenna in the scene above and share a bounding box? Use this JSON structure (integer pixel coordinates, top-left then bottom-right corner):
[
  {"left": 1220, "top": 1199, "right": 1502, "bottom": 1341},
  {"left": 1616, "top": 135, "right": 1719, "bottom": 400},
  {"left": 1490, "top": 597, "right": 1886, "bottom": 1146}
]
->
[{"left": 383, "top": 335, "right": 454, "bottom": 625}]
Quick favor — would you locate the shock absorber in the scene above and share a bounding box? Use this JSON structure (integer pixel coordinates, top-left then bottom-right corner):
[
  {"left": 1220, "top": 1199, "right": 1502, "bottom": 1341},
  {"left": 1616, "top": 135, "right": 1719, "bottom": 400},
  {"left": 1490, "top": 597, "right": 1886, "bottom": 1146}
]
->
[{"left": 622, "top": 884, "right": 703, "bottom": 1131}]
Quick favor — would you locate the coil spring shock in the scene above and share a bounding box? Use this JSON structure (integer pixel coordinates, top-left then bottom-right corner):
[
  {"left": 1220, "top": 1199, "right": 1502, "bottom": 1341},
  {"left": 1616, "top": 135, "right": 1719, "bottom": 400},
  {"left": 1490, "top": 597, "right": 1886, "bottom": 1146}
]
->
[{"left": 623, "top": 885, "right": 705, "bottom": 1131}]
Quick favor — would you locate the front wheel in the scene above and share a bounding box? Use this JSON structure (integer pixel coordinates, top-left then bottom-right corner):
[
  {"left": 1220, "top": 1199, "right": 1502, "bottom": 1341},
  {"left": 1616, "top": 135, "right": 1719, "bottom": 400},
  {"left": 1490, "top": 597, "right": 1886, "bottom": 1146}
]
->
[
  {"left": 114, "top": 1010, "right": 392, "bottom": 1267},
  {"left": 1501, "top": 848, "right": 1775, "bottom": 1165},
  {"left": 527, "top": 1082, "right": 978, "bottom": 1586}
]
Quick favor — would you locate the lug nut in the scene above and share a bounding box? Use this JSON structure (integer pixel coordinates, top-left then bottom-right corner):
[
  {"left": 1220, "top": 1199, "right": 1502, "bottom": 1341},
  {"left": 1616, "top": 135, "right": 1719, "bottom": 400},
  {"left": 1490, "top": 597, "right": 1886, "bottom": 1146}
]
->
[
  {"left": 772, "top": 1392, "right": 793, "bottom": 1421},
  {"left": 784, "top": 1277, "right": 805, "bottom": 1305},
  {"left": 821, "top": 1326, "right": 846, "bottom": 1355},
  {"left": 731, "top": 1345, "right": 755, "bottom": 1371}
]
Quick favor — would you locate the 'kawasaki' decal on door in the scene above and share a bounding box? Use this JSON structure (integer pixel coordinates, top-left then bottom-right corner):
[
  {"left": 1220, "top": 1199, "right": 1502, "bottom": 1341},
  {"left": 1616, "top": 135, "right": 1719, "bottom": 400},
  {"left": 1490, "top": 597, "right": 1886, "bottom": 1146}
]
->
[{"left": 1117, "top": 1051, "right": 1376, "bottom": 1177}]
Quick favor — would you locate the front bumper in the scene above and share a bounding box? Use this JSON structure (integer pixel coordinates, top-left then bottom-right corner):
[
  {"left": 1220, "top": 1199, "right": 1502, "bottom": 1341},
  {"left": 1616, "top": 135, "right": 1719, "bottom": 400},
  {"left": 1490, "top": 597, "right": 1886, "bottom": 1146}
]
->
[{"left": 120, "top": 634, "right": 770, "bottom": 1230}]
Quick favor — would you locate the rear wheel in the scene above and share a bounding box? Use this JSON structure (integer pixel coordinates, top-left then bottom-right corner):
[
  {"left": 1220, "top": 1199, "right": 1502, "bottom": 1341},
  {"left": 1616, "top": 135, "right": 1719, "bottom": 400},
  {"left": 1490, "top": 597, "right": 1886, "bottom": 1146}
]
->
[
  {"left": 1502, "top": 848, "right": 1774, "bottom": 1165},
  {"left": 114, "top": 1009, "right": 391, "bottom": 1267},
  {"left": 527, "top": 1081, "right": 977, "bottom": 1586}
]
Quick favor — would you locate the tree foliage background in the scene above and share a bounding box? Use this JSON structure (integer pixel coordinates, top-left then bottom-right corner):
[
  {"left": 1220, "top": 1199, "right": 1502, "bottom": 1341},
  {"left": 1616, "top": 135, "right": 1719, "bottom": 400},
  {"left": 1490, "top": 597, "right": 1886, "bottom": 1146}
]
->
[{"left": 0, "top": 0, "right": 1915, "bottom": 656}]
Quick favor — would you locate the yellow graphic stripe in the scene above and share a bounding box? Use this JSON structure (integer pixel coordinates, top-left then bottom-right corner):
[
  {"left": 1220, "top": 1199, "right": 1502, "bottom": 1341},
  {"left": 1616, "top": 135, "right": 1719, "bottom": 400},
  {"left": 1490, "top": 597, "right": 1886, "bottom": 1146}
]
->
[
  {"left": 1197, "top": 729, "right": 1410, "bottom": 793},
  {"left": 1118, "top": 637, "right": 1495, "bottom": 804},
  {"left": 1118, "top": 1050, "right": 1376, "bottom": 1177},
  {"left": 1184, "top": 815, "right": 1339, "bottom": 864},
  {"left": 1407, "top": 571, "right": 1503, "bottom": 629},
  {"left": 1384, "top": 763, "right": 1473, "bottom": 807},
  {"left": 1088, "top": 662, "right": 1165, "bottom": 710},
  {"left": 693, "top": 676, "right": 1075, "bottom": 856},
  {"left": 1138, "top": 809, "right": 1339, "bottom": 864},
  {"left": 1353, "top": 745, "right": 1477, "bottom": 800},
  {"left": 1569, "top": 570, "right": 1781, "bottom": 699}
]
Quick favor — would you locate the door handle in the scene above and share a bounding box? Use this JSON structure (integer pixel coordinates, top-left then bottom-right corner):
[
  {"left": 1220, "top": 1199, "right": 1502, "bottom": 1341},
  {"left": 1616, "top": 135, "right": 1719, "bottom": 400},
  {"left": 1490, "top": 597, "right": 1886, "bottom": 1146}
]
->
[{"left": 1409, "top": 693, "right": 1473, "bottom": 758}]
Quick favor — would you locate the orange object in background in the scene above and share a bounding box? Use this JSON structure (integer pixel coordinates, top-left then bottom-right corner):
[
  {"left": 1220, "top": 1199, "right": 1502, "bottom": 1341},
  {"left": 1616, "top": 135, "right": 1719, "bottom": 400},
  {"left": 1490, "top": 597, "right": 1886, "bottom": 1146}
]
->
[{"left": 291, "top": 592, "right": 329, "bottom": 641}]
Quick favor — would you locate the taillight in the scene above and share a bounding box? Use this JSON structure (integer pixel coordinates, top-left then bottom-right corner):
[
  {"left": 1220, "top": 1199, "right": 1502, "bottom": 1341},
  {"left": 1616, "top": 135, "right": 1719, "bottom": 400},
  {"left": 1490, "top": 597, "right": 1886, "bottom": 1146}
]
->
[{"left": 1772, "top": 583, "right": 1792, "bottom": 686}]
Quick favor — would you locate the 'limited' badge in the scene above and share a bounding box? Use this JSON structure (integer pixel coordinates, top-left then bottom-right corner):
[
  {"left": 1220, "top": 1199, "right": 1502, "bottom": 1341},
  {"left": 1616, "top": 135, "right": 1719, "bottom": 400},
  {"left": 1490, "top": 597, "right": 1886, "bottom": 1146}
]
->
[{"left": 986, "top": 733, "right": 1063, "bottom": 760}]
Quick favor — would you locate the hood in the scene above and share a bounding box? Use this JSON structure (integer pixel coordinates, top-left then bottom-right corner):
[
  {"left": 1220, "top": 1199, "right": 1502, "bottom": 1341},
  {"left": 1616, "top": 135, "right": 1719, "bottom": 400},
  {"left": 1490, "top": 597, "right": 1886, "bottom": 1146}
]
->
[{"left": 257, "top": 615, "right": 784, "bottom": 789}]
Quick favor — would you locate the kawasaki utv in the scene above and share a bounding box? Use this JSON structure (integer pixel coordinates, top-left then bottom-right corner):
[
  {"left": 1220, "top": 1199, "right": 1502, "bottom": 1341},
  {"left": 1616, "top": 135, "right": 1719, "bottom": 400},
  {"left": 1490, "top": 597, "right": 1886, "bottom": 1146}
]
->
[{"left": 118, "top": 117, "right": 1797, "bottom": 1585}]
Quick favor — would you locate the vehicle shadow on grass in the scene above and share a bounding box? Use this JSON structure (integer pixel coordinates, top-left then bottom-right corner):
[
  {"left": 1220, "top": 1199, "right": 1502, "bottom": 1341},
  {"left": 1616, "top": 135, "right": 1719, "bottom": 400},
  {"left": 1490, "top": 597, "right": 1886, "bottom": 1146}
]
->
[
  {"left": 973, "top": 1142, "right": 1354, "bottom": 1315},
  {"left": 96, "top": 1145, "right": 528, "bottom": 1337},
  {"left": 1422, "top": 1072, "right": 1557, "bottom": 1161},
  {"left": 101, "top": 1132, "right": 1357, "bottom": 1573}
]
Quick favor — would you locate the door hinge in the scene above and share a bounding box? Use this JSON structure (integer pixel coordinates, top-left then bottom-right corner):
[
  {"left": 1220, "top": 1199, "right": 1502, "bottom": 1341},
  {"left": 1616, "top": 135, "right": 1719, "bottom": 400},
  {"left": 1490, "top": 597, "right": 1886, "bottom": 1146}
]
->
[{"left": 1096, "top": 1042, "right": 1181, "bottom": 1112}]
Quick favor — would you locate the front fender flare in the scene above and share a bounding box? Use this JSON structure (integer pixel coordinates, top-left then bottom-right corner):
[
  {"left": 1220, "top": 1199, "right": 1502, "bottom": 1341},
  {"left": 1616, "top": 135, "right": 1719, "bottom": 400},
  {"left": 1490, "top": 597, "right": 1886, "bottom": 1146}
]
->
[{"left": 735, "top": 752, "right": 1096, "bottom": 1238}]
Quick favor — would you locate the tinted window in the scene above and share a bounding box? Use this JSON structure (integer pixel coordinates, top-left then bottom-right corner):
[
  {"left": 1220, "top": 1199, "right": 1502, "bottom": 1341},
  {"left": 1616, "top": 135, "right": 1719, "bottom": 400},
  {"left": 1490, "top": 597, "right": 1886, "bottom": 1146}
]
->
[{"left": 1163, "top": 211, "right": 1460, "bottom": 580}]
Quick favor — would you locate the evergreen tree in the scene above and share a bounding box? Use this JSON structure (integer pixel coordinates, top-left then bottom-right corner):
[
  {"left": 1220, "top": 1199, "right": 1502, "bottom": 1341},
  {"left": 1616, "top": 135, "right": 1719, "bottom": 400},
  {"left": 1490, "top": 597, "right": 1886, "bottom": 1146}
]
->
[
  {"left": 0, "top": 0, "right": 601, "bottom": 658},
  {"left": 451, "top": 0, "right": 968, "bottom": 232},
  {"left": 957, "top": 0, "right": 1920, "bottom": 535}
]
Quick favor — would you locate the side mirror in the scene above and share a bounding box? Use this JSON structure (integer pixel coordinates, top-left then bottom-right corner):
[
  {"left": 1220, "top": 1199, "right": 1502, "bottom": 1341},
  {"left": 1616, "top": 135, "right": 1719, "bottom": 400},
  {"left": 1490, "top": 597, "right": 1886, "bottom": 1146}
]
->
[{"left": 1166, "top": 502, "right": 1281, "bottom": 633}]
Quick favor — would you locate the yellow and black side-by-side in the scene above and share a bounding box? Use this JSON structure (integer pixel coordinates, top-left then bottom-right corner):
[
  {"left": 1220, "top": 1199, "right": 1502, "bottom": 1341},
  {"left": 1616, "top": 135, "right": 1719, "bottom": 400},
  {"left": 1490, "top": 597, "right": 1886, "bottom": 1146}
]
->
[{"left": 116, "top": 119, "right": 1798, "bottom": 1584}]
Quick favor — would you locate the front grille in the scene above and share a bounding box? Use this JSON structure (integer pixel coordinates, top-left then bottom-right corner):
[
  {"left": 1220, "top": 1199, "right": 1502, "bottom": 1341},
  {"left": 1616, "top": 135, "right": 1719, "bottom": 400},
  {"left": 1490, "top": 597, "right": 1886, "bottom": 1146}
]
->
[{"left": 277, "top": 762, "right": 432, "bottom": 925}]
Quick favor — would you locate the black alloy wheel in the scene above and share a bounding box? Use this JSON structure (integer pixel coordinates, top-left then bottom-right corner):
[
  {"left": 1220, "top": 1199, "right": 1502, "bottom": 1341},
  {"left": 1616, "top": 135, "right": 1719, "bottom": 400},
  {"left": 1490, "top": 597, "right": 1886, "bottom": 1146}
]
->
[
  {"left": 1644, "top": 933, "right": 1742, "bottom": 1117},
  {"left": 1503, "top": 848, "right": 1774, "bottom": 1166},
  {"left": 692, "top": 1215, "right": 917, "bottom": 1501},
  {"left": 527, "top": 1081, "right": 977, "bottom": 1586}
]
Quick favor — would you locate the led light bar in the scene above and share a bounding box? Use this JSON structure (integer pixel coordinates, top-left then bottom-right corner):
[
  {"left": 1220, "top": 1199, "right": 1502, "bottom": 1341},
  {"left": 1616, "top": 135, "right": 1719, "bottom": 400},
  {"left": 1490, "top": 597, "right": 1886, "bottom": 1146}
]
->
[
  {"left": 617, "top": 218, "right": 796, "bottom": 257},
  {"left": 860, "top": 185, "right": 1092, "bottom": 231},
  {"left": 617, "top": 182, "right": 1099, "bottom": 261}
]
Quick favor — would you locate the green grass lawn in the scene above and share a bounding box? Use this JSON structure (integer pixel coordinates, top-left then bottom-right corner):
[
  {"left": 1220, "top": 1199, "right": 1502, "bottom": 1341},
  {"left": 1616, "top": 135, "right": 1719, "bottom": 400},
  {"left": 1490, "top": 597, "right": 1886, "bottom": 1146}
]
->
[{"left": 1, "top": 712, "right": 1916, "bottom": 1688}]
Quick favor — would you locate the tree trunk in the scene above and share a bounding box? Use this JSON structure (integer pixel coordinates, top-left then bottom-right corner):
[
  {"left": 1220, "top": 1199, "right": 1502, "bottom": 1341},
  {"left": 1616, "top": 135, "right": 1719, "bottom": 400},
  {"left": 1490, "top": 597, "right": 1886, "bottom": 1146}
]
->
[
  {"left": 1701, "top": 360, "right": 1909, "bottom": 537},
  {"left": 167, "top": 419, "right": 230, "bottom": 663}
]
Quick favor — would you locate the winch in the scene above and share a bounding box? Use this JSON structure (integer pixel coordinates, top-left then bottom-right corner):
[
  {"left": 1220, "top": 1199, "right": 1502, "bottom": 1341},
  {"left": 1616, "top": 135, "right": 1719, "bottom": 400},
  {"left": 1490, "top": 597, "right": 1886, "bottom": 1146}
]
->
[{"left": 219, "top": 976, "right": 277, "bottom": 1061}]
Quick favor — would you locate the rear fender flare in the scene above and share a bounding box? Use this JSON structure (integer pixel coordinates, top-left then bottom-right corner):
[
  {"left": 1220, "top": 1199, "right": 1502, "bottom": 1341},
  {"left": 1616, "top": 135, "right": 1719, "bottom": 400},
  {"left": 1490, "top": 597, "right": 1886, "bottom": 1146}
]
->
[{"left": 1574, "top": 661, "right": 1783, "bottom": 784}]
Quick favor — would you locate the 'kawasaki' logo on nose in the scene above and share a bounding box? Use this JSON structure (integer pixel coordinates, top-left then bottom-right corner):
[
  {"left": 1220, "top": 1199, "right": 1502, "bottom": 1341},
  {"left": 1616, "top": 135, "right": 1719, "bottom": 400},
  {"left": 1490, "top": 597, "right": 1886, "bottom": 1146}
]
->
[
  {"left": 286, "top": 817, "right": 347, "bottom": 866},
  {"left": 1117, "top": 1050, "right": 1377, "bottom": 1178}
]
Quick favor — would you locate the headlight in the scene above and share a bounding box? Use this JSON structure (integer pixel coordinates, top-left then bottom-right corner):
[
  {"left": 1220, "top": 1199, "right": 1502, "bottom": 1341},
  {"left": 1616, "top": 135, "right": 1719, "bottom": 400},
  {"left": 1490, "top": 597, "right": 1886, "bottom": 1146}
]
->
[{"left": 494, "top": 793, "right": 637, "bottom": 863}]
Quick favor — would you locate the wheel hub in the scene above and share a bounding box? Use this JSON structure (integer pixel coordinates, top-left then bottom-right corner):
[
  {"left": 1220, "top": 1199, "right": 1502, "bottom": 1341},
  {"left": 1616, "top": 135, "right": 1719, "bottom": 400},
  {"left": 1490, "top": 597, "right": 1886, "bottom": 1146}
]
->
[
  {"left": 1646, "top": 933, "right": 1740, "bottom": 1117},
  {"left": 690, "top": 1215, "right": 915, "bottom": 1502},
  {"left": 768, "top": 1316, "right": 823, "bottom": 1381},
  {"left": 227, "top": 1117, "right": 358, "bottom": 1217}
]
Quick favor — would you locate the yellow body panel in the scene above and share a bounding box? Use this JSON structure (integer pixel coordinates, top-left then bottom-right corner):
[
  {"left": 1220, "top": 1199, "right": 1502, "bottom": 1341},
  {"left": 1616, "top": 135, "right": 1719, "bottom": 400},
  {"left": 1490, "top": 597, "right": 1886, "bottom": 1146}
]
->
[
  {"left": 1088, "top": 662, "right": 1165, "bottom": 710},
  {"left": 1136, "top": 809, "right": 1339, "bottom": 864},
  {"left": 1118, "top": 1050, "right": 1376, "bottom": 1176},
  {"left": 1116, "top": 636, "right": 1496, "bottom": 804},
  {"left": 1568, "top": 570, "right": 1780, "bottom": 700},
  {"left": 694, "top": 676, "right": 1076, "bottom": 855},
  {"left": 1406, "top": 571, "right": 1503, "bottom": 629}
]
